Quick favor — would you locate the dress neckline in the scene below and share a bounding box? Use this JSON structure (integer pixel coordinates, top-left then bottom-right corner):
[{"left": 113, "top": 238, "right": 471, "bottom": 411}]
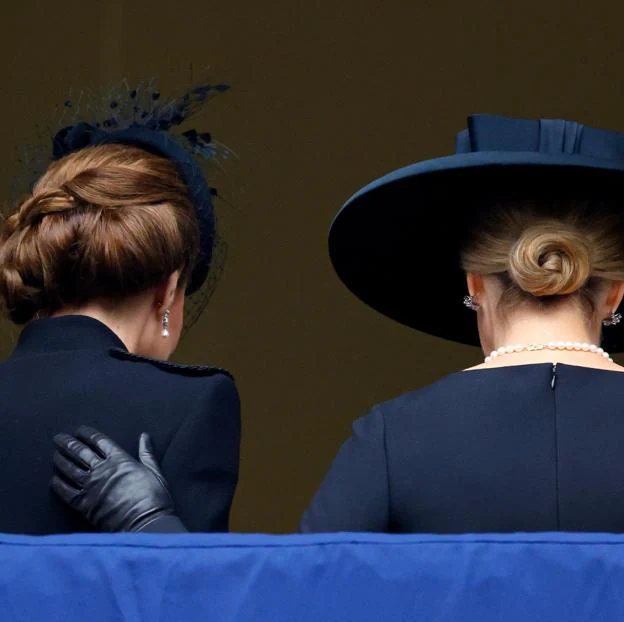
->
[{"left": 460, "top": 362, "right": 624, "bottom": 375}]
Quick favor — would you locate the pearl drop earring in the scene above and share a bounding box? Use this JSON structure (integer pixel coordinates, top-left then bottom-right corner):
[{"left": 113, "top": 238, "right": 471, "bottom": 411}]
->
[{"left": 161, "top": 308, "right": 170, "bottom": 338}]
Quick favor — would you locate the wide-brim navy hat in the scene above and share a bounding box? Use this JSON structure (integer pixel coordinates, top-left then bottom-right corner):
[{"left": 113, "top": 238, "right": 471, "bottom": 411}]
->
[{"left": 329, "top": 114, "right": 624, "bottom": 352}]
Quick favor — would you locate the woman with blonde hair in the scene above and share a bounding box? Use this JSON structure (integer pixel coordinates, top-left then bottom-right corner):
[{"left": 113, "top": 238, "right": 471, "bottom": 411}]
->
[
  {"left": 54, "top": 114, "right": 624, "bottom": 534},
  {"left": 2, "top": 84, "right": 240, "bottom": 534}
]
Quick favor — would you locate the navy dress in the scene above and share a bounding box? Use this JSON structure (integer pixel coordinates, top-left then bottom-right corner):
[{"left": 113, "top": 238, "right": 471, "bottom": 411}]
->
[
  {"left": 301, "top": 363, "right": 624, "bottom": 533},
  {"left": 0, "top": 315, "right": 240, "bottom": 534}
]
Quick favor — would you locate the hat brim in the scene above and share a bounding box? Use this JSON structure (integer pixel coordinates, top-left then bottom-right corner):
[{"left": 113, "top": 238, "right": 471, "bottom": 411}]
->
[{"left": 329, "top": 152, "right": 624, "bottom": 352}]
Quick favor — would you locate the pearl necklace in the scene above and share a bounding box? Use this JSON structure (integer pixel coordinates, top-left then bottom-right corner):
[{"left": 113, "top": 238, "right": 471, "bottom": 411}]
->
[{"left": 485, "top": 342, "right": 613, "bottom": 363}]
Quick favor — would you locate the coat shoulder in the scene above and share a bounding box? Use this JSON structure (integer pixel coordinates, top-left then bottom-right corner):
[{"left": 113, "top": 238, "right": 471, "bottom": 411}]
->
[{"left": 108, "top": 348, "right": 234, "bottom": 380}]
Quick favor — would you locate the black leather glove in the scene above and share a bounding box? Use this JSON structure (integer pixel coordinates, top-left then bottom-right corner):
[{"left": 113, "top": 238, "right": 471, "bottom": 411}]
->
[{"left": 51, "top": 425, "right": 185, "bottom": 532}]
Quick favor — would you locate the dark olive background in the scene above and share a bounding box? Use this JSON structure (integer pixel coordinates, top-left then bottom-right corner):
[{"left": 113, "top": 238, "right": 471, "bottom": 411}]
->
[{"left": 1, "top": 1, "right": 623, "bottom": 532}]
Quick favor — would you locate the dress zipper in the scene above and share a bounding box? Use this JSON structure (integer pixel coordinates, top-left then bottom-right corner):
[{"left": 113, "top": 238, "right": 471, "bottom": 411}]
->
[{"left": 551, "top": 363, "right": 557, "bottom": 390}]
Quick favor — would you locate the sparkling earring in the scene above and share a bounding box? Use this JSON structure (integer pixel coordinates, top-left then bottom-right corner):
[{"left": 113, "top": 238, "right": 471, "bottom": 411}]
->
[
  {"left": 463, "top": 295, "right": 479, "bottom": 311},
  {"left": 602, "top": 311, "right": 622, "bottom": 327},
  {"left": 161, "top": 308, "right": 171, "bottom": 337}
]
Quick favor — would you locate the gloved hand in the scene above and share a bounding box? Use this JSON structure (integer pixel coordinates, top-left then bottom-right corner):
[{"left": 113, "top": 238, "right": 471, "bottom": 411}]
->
[{"left": 51, "top": 425, "right": 178, "bottom": 532}]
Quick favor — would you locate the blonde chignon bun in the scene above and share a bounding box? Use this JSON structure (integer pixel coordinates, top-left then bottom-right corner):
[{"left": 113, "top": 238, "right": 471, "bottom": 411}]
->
[{"left": 508, "top": 224, "right": 592, "bottom": 297}]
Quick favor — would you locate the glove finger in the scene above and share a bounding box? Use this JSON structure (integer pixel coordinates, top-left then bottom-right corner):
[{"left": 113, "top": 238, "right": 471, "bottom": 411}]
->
[
  {"left": 138, "top": 433, "right": 168, "bottom": 489},
  {"left": 53, "top": 450, "right": 89, "bottom": 489},
  {"left": 53, "top": 433, "right": 101, "bottom": 470},
  {"left": 50, "top": 474, "right": 83, "bottom": 508},
  {"left": 75, "top": 425, "right": 121, "bottom": 459},
  {"left": 138, "top": 433, "right": 160, "bottom": 473}
]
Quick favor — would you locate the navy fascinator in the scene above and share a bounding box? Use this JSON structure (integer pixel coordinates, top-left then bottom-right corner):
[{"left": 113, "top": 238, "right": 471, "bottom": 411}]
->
[{"left": 50, "top": 81, "right": 233, "bottom": 298}]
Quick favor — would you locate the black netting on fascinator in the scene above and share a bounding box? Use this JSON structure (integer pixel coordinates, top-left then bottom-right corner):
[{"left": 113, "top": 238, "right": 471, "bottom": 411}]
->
[{"left": 11, "top": 80, "right": 237, "bottom": 334}]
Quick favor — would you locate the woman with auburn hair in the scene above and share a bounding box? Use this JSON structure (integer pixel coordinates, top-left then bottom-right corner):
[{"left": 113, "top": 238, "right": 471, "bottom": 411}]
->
[
  {"left": 1, "top": 85, "right": 239, "bottom": 534},
  {"left": 54, "top": 114, "right": 624, "bottom": 535}
]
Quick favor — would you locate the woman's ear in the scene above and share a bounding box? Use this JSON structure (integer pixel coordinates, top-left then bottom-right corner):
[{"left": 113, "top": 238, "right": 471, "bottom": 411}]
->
[
  {"left": 154, "top": 271, "right": 181, "bottom": 310},
  {"left": 466, "top": 272, "right": 484, "bottom": 298},
  {"left": 606, "top": 280, "right": 624, "bottom": 314}
]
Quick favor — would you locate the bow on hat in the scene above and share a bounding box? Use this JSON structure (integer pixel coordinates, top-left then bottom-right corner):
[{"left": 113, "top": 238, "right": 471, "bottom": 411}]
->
[{"left": 455, "top": 114, "right": 624, "bottom": 160}]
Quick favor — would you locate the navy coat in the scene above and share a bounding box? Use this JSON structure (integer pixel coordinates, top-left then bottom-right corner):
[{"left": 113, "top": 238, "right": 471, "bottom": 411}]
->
[
  {"left": 301, "top": 363, "right": 624, "bottom": 533},
  {"left": 0, "top": 315, "right": 240, "bottom": 534}
]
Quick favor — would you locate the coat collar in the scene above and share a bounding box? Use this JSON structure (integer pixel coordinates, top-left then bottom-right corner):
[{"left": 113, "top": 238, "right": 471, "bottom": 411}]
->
[{"left": 12, "top": 315, "right": 128, "bottom": 357}]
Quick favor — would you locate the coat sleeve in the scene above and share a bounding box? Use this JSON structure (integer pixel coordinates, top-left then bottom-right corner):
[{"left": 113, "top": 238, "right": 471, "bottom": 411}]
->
[
  {"left": 160, "top": 373, "right": 241, "bottom": 532},
  {"left": 299, "top": 408, "right": 390, "bottom": 533}
]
